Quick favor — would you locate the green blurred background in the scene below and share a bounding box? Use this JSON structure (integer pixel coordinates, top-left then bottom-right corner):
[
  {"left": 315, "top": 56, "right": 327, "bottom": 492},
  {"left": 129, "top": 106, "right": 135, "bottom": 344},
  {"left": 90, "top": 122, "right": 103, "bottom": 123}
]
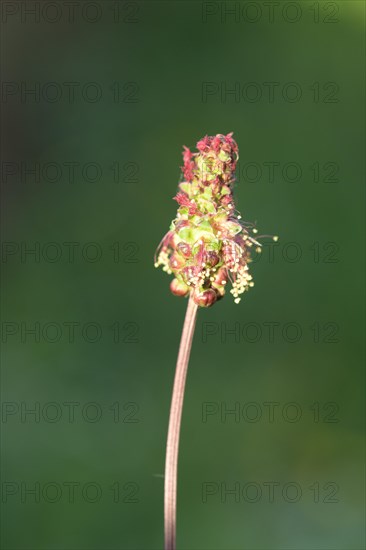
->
[{"left": 1, "top": 1, "right": 365, "bottom": 549}]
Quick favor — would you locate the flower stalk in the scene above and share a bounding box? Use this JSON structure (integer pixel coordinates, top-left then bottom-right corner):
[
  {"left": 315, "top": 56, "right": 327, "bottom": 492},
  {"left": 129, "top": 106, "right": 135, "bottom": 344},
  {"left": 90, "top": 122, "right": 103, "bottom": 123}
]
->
[{"left": 164, "top": 295, "right": 197, "bottom": 550}]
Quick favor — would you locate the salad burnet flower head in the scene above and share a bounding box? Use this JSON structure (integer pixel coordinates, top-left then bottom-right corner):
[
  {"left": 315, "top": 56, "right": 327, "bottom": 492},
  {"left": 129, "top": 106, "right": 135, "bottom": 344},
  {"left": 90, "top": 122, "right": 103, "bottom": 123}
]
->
[{"left": 155, "top": 133, "right": 277, "bottom": 307}]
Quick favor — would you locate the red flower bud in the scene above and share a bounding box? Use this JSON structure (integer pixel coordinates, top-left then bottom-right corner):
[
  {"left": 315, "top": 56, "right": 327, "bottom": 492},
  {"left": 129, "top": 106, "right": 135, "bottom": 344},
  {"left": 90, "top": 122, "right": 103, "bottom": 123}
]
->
[
  {"left": 221, "top": 195, "right": 233, "bottom": 206},
  {"left": 192, "top": 288, "right": 217, "bottom": 308},
  {"left": 170, "top": 278, "right": 189, "bottom": 297},
  {"left": 182, "top": 146, "right": 195, "bottom": 182}
]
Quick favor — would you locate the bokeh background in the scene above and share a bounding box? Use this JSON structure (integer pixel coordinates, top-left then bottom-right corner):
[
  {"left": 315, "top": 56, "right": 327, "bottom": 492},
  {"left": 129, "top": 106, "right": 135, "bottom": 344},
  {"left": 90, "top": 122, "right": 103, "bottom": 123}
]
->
[{"left": 1, "top": 1, "right": 365, "bottom": 549}]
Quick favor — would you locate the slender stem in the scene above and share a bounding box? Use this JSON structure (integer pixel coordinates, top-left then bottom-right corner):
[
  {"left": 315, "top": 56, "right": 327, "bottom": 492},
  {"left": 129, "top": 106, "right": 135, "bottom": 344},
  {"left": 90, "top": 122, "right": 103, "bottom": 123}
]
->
[{"left": 164, "top": 295, "right": 198, "bottom": 550}]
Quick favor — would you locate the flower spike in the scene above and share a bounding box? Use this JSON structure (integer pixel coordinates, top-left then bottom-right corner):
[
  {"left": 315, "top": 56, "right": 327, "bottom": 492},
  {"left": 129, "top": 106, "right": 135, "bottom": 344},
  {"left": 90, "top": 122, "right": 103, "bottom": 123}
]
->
[{"left": 155, "top": 133, "right": 277, "bottom": 307}]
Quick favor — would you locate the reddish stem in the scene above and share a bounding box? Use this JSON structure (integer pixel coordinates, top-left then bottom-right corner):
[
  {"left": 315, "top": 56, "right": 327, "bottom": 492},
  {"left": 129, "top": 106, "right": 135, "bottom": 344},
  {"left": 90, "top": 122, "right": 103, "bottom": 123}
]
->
[{"left": 164, "top": 295, "right": 198, "bottom": 550}]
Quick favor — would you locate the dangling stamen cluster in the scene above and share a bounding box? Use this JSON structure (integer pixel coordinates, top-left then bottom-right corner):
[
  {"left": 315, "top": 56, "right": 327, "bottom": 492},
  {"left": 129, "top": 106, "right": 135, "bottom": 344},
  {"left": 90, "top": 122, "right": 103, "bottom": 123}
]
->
[{"left": 155, "top": 133, "right": 277, "bottom": 307}]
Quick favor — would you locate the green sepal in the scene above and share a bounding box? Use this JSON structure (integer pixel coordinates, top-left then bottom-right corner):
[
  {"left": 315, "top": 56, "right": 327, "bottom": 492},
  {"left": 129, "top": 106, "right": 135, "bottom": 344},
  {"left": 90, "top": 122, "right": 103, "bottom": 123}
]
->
[{"left": 179, "top": 182, "right": 191, "bottom": 194}]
